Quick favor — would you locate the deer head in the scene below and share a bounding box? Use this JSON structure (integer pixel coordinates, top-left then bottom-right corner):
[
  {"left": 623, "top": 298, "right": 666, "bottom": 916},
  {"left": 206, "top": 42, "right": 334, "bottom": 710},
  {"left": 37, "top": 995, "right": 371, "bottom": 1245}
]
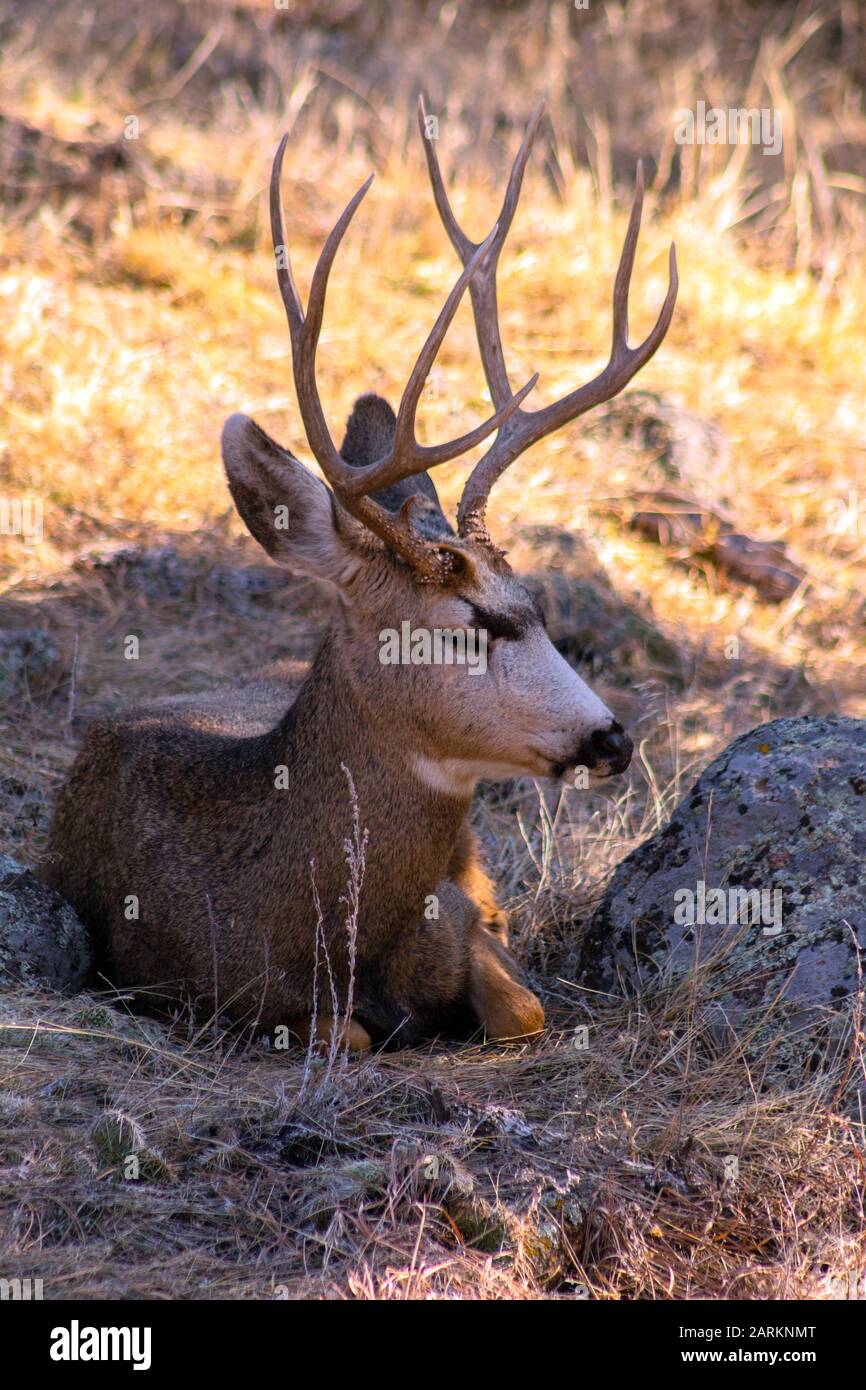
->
[{"left": 221, "top": 102, "right": 677, "bottom": 795}]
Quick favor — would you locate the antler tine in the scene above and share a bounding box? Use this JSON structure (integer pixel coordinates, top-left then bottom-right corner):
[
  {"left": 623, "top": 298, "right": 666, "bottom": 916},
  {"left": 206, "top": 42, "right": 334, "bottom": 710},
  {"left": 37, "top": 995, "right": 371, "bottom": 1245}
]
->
[
  {"left": 417, "top": 95, "right": 545, "bottom": 276},
  {"left": 417, "top": 96, "right": 475, "bottom": 263},
  {"left": 384, "top": 227, "right": 537, "bottom": 479},
  {"left": 269, "top": 134, "right": 539, "bottom": 577},
  {"left": 270, "top": 136, "right": 374, "bottom": 487},
  {"left": 418, "top": 96, "right": 545, "bottom": 410},
  {"left": 269, "top": 134, "right": 305, "bottom": 351},
  {"left": 430, "top": 137, "right": 679, "bottom": 540},
  {"left": 310, "top": 224, "right": 535, "bottom": 497}
]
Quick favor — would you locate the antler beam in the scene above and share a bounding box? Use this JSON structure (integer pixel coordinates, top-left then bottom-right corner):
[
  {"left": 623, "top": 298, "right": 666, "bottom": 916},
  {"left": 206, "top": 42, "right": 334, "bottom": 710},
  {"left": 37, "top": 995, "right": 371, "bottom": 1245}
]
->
[
  {"left": 269, "top": 135, "right": 537, "bottom": 578},
  {"left": 417, "top": 97, "right": 678, "bottom": 541}
]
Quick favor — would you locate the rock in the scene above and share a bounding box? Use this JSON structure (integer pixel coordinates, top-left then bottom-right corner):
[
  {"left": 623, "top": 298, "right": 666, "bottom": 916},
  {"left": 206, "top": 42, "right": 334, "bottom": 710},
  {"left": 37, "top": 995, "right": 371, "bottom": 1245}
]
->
[
  {"left": 579, "top": 716, "right": 866, "bottom": 1084},
  {"left": 525, "top": 1173, "right": 589, "bottom": 1284},
  {"left": 587, "top": 389, "right": 732, "bottom": 505},
  {"left": 75, "top": 541, "right": 288, "bottom": 614},
  {"left": 0, "top": 854, "right": 92, "bottom": 992},
  {"left": 0, "top": 628, "right": 63, "bottom": 698}
]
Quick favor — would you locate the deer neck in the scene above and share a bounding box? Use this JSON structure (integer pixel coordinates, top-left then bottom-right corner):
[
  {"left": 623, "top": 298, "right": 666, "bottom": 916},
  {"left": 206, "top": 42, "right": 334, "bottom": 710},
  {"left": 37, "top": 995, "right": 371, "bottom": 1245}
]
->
[{"left": 272, "top": 626, "right": 470, "bottom": 923}]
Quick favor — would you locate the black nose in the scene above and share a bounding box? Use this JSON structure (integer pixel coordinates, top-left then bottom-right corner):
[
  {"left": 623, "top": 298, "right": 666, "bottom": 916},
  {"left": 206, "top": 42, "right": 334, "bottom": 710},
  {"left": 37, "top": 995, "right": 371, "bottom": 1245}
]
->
[{"left": 588, "top": 722, "right": 633, "bottom": 774}]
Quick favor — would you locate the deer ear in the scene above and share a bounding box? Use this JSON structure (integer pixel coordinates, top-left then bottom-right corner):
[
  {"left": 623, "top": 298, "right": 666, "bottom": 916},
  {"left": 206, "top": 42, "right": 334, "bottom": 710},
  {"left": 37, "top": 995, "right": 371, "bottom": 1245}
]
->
[{"left": 221, "top": 414, "right": 358, "bottom": 585}]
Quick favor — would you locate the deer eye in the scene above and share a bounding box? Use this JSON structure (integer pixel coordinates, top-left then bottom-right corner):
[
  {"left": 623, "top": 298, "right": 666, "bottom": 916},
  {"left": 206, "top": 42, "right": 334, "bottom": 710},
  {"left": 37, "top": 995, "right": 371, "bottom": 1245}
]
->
[{"left": 469, "top": 604, "right": 523, "bottom": 643}]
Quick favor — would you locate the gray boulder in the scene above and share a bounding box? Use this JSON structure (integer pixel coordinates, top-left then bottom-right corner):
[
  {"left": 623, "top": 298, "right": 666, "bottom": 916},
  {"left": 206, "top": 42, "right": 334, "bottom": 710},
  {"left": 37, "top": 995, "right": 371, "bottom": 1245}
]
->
[
  {"left": 580, "top": 716, "right": 866, "bottom": 1083},
  {"left": 0, "top": 854, "right": 92, "bottom": 992}
]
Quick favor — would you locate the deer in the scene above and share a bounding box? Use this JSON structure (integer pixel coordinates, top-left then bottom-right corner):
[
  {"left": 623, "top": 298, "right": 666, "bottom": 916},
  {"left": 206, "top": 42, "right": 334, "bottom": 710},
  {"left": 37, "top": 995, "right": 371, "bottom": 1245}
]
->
[{"left": 43, "top": 100, "right": 677, "bottom": 1052}]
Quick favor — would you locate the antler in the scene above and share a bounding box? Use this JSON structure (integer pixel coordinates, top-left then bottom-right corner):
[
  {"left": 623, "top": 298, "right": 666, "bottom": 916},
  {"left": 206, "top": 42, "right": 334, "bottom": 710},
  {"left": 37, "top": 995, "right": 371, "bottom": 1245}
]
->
[
  {"left": 269, "top": 136, "right": 538, "bottom": 579},
  {"left": 418, "top": 97, "right": 679, "bottom": 541}
]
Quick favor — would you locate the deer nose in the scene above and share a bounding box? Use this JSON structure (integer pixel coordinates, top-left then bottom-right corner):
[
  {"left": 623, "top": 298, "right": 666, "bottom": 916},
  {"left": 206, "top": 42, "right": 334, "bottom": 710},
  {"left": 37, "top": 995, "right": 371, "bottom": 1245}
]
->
[{"left": 584, "top": 722, "right": 633, "bottom": 775}]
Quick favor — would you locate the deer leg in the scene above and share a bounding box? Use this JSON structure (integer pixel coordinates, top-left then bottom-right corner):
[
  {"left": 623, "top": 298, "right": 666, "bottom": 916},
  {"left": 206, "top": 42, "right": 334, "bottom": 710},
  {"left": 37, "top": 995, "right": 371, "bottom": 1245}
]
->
[
  {"left": 355, "top": 883, "right": 537, "bottom": 1047},
  {"left": 448, "top": 822, "right": 510, "bottom": 946},
  {"left": 446, "top": 829, "right": 543, "bottom": 1039},
  {"left": 467, "top": 927, "right": 544, "bottom": 1041},
  {"left": 354, "top": 880, "right": 476, "bottom": 1046},
  {"left": 285, "top": 1015, "right": 372, "bottom": 1053}
]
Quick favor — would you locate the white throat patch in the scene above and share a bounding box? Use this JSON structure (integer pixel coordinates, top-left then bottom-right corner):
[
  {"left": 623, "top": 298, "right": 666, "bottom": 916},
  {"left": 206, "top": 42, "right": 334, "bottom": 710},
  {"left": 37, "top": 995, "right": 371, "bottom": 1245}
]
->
[{"left": 408, "top": 753, "right": 526, "bottom": 797}]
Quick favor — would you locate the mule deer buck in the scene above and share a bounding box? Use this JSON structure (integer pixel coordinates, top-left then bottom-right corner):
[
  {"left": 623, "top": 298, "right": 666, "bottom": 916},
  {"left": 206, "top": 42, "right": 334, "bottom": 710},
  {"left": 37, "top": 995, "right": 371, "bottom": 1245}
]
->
[{"left": 45, "top": 101, "right": 676, "bottom": 1050}]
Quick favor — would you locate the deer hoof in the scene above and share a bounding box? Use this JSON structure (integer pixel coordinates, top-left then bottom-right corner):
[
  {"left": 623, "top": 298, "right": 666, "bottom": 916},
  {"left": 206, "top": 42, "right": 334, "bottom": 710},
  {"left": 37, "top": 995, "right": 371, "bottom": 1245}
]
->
[
  {"left": 484, "top": 985, "right": 545, "bottom": 1042},
  {"left": 342, "top": 1019, "right": 373, "bottom": 1052},
  {"left": 287, "top": 1015, "right": 372, "bottom": 1052}
]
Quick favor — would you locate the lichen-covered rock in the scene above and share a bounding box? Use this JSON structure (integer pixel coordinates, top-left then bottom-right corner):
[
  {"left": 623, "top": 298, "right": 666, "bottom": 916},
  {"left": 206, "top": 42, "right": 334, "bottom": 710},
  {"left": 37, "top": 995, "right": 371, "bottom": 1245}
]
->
[
  {"left": 0, "top": 854, "right": 92, "bottom": 992},
  {"left": 579, "top": 717, "right": 866, "bottom": 1082}
]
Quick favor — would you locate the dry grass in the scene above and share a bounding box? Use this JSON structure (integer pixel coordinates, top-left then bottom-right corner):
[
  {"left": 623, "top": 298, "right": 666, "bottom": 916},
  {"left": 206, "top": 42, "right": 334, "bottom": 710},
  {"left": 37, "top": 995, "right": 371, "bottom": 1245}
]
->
[
  {"left": 1, "top": 0, "right": 865, "bottom": 1299},
  {"left": 2, "top": 978, "right": 863, "bottom": 1299}
]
